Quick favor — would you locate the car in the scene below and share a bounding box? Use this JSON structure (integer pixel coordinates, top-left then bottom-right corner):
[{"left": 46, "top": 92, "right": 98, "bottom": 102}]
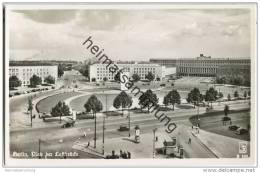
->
[
  {"left": 118, "top": 125, "right": 129, "bottom": 131},
  {"left": 14, "top": 92, "right": 21, "bottom": 95},
  {"left": 61, "top": 118, "right": 75, "bottom": 128},
  {"left": 235, "top": 128, "right": 248, "bottom": 135},
  {"left": 229, "top": 125, "right": 240, "bottom": 131}
]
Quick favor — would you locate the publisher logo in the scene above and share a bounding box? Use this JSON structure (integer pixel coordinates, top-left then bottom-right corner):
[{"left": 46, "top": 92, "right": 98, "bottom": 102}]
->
[{"left": 239, "top": 142, "right": 248, "bottom": 154}]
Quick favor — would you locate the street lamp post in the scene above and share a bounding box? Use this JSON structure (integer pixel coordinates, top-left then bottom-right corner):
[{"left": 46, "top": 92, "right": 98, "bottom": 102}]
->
[
  {"left": 153, "top": 128, "right": 157, "bottom": 158},
  {"left": 38, "top": 138, "right": 41, "bottom": 159},
  {"left": 128, "top": 108, "right": 131, "bottom": 137},
  {"left": 197, "top": 95, "right": 200, "bottom": 128},
  {"left": 28, "top": 96, "right": 33, "bottom": 127},
  {"left": 102, "top": 115, "right": 105, "bottom": 155},
  {"left": 94, "top": 112, "right": 96, "bottom": 148},
  {"left": 102, "top": 94, "right": 107, "bottom": 155}
]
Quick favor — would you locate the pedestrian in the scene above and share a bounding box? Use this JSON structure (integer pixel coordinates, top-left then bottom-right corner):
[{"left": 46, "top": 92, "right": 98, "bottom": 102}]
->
[
  {"left": 127, "top": 151, "right": 131, "bottom": 159},
  {"left": 86, "top": 142, "right": 90, "bottom": 148},
  {"left": 120, "top": 150, "right": 122, "bottom": 158},
  {"left": 188, "top": 138, "right": 191, "bottom": 144},
  {"left": 123, "top": 152, "right": 127, "bottom": 159}
]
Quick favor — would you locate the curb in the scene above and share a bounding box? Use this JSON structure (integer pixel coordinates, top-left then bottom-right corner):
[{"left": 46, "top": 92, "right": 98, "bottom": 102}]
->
[{"left": 191, "top": 131, "right": 220, "bottom": 158}]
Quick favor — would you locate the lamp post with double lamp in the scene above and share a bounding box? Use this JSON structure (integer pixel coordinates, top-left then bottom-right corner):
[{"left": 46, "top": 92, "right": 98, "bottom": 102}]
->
[{"left": 153, "top": 128, "right": 158, "bottom": 158}]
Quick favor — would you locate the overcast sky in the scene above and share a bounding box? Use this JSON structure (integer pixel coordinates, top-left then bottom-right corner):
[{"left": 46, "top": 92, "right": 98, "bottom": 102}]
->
[{"left": 8, "top": 8, "right": 253, "bottom": 61}]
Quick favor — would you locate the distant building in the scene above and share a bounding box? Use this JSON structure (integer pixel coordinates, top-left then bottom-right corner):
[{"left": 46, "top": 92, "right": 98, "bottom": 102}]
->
[
  {"left": 150, "top": 59, "right": 178, "bottom": 67},
  {"left": 89, "top": 62, "right": 165, "bottom": 82},
  {"left": 176, "top": 54, "right": 250, "bottom": 77},
  {"left": 9, "top": 63, "right": 58, "bottom": 86}
]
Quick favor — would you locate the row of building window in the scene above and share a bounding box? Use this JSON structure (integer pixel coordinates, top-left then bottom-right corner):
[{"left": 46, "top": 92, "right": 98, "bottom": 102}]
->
[
  {"left": 178, "top": 60, "right": 250, "bottom": 66},
  {"left": 178, "top": 67, "right": 217, "bottom": 74}
]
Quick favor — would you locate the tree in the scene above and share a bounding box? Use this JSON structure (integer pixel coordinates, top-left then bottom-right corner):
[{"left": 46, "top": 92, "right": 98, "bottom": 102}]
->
[
  {"left": 51, "top": 101, "right": 70, "bottom": 124},
  {"left": 91, "top": 78, "right": 96, "bottom": 82},
  {"left": 84, "top": 95, "right": 103, "bottom": 148},
  {"left": 132, "top": 73, "right": 141, "bottom": 83},
  {"left": 84, "top": 95, "right": 103, "bottom": 117},
  {"left": 58, "top": 64, "right": 65, "bottom": 77},
  {"left": 30, "top": 74, "right": 42, "bottom": 87},
  {"left": 145, "top": 72, "right": 155, "bottom": 82},
  {"left": 216, "top": 76, "right": 226, "bottom": 84},
  {"left": 205, "top": 87, "right": 218, "bottom": 108},
  {"left": 186, "top": 88, "right": 203, "bottom": 108},
  {"left": 9, "top": 76, "right": 21, "bottom": 89},
  {"left": 113, "top": 91, "right": 133, "bottom": 116},
  {"left": 44, "top": 75, "right": 55, "bottom": 84},
  {"left": 222, "top": 104, "right": 231, "bottom": 125},
  {"left": 227, "top": 94, "right": 231, "bottom": 101},
  {"left": 79, "top": 65, "right": 89, "bottom": 79},
  {"left": 103, "top": 77, "right": 108, "bottom": 82},
  {"left": 163, "top": 95, "right": 170, "bottom": 108},
  {"left": 218, "top": 92, "right": 224, "bottom": 99},
  {"left": 224, "top": 104, "right": 229, "bottom": 116},
  {"left": 139, "top": 89, "right": 158, "bottom": 113},
  {"left": 234, "top": 91, "right": 239, "bottom": 98},
  {"left": 163, "top": 89, "right": 181, "bottom": 110},
  {"left": 114, "top": 71, "right": 121, "bottom": 83}
]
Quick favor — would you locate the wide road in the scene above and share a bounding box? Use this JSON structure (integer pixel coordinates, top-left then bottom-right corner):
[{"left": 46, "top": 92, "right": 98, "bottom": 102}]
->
[{"left": 10, "top": 104, "right": 249, "bottom": 159}]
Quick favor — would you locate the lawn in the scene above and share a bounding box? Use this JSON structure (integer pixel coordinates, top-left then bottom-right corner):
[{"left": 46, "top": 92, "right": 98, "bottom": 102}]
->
[{"left": 36, "top": 92, "right": 81, "bottom": 113}]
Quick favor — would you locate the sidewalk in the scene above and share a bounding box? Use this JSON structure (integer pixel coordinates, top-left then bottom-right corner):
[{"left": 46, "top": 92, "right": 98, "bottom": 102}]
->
[
  {"left": 71, "top": 125, "right": 218, "bottom": 159},
  {"left": 72, "top": 128, "right": 173, "bottom": 158},
  {"left": 191, "top": 128, "right": 250, "bottom": 158}
]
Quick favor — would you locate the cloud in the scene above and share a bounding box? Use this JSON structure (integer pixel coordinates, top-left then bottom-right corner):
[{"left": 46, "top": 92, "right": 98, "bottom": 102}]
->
[
  {"left": 76, "top": 10, "right": 124, "bottom": 31},
  {"left": 8, "top": 8, "right": 253, "bottom": 61},
  {"left": 13, "top": 10, "right": 77, "bottom": 24}
]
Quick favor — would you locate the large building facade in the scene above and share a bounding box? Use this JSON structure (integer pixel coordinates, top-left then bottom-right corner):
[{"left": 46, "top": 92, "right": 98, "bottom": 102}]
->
[
  {"left": 9, "top": 65, "right": 58, "bottom": 86},
  {"left": 150, "top": 54, "right": 250, "bottom": 77},
  {"left": 176, "top": 54, "right": 250, "bottom": 77},
  {"left": 89, "top": 62, "right": 165, "bottom": 82}
]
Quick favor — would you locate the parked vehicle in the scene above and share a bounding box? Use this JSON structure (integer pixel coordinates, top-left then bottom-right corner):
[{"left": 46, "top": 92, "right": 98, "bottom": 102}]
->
[
  {"left": 118, "top": 125, "right": 129, "bottom": 131},
  {"left": 14, "top": 92, "right": 20, "bottom": 95},
  {"left": 229, "top": 125, "right": 240, "bottom": 131},
  {"left": 61, "top": 117, "right": 75, "bottom": 128},
  {"left": 235, "top": 128, "right": 248, "bottom": 135}
]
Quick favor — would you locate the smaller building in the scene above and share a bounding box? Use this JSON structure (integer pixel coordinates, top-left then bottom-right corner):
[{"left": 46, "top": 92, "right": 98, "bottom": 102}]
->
[
  {"left": 89, "top": 62, "right": 165, "bottom": 82},
  {"left": 150, "top": 58, "right": 178, "bottom": 67},
  {"left": 9, "top": 64, "right": 58, "bottom": 86}
]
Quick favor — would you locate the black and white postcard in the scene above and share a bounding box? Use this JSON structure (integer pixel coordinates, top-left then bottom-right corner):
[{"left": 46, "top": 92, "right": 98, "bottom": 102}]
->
[{"left": 3, "top": 3, "right": 257, "bottom": 167}]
